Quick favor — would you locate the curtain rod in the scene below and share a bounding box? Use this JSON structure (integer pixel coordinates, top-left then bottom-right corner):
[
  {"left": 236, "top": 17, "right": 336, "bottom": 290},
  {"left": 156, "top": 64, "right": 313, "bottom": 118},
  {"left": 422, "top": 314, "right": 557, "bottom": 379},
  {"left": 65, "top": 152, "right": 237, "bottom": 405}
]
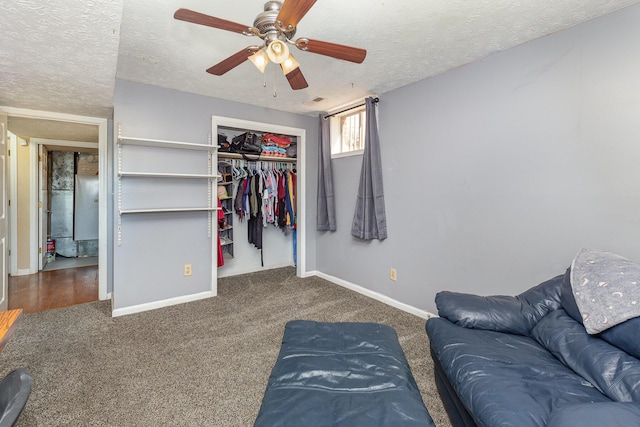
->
[{"left": 322, "top": 97, "right": 379, "bottom": 120}]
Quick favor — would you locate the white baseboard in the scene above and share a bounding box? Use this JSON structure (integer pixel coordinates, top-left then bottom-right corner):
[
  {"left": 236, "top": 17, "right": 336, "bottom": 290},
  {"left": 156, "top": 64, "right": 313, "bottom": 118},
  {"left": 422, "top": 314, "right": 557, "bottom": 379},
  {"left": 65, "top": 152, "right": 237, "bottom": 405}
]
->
[
  {"left": 11, "top": 269, "right": 32, "bottom": 277},
  {"left": 299, "top": 270, "right": 316, "bottom": 279},
  {"left": 311, "top": 271, "right": 436, "bottom": 320},
  {"left": 111, "top": 291, "right": 213, "bottom": 317}
]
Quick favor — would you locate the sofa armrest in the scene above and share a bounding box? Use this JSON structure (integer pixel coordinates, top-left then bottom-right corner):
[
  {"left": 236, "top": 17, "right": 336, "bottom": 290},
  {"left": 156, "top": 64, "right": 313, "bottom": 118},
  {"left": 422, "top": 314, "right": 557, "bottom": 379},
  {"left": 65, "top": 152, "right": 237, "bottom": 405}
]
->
[
  {"left": 547, "top": 403, "right": 640, "bottom": 427},
  {"left": 435, "top": 291, "right": 533, "bottom": 335},
  {"left": 435, "top": 274, "right": 563, "bottom": 336}
]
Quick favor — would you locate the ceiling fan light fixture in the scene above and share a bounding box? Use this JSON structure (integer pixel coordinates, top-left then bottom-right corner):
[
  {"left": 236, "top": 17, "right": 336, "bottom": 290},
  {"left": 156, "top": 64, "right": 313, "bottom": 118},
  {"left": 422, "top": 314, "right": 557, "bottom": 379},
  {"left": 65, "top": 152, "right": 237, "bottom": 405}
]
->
[
  {"left": 175, "top": 1, "right": 367, "bottom": 91},
  {"left": 266, "top": 40, "right": 289, "bottom": 64},
  {"left": 248, "top": 49, "right": 270, "bottom": 73},
  {"left": 281, "top": 54, "right": 300, "bottom": 75}
]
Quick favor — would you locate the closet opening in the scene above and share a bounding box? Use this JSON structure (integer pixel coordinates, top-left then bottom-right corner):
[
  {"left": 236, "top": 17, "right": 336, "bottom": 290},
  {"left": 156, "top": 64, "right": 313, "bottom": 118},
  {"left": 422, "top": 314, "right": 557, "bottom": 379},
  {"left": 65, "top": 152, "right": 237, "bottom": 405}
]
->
[{"left": 212, "top": 116, "right": 306, "bottom": 279}]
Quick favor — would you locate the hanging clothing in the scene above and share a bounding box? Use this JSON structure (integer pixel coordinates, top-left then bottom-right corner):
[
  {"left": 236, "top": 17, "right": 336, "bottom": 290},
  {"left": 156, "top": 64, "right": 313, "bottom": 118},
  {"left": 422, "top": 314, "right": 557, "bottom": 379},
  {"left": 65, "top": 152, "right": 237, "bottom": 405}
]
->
[
  {"left": 277, "top": 170, "right": 287, "bottom": 229},
  {"left": 247, "top": 173, "right": 263, "bottom": 250},
  {"left": 225, "top": 159, "right": 297, "bottom": 265},
  {"left": 262, "top": 170, "right": 276, "bottom": 226},
  {"left": 242, "top": 173, "right": 251, "bottom": 219},
  {"left": 285, "top": 170, "right": 296, "bottom": 228},
  {"left": 234, "top": 176, "right": 246, "bottom": 220}
]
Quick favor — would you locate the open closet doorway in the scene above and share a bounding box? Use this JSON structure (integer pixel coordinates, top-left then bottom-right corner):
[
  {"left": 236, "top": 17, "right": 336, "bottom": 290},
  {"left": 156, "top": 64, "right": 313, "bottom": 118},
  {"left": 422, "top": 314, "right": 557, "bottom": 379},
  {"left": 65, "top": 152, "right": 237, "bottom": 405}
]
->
[
  {"left": 4, "top": 107, "right": 108, "bottom": 313},
  {"left": 34, "top": 140, "right": 99, "bottom": 272}
]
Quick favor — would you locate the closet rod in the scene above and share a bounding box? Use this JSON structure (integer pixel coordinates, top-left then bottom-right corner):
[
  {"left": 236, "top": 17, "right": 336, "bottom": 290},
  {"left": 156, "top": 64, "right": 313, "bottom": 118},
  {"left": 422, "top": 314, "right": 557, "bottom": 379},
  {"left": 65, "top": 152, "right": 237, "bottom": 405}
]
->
[{"left": 322, "top": 97, "right": 379, "bottom": 120}]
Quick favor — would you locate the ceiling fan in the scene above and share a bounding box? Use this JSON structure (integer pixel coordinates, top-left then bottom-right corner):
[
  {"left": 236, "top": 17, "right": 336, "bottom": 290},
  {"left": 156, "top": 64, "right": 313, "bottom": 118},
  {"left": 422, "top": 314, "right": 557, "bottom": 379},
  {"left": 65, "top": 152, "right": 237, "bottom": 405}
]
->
[{"left": 174, "top": 0, "right": 367, "bottom": 91}]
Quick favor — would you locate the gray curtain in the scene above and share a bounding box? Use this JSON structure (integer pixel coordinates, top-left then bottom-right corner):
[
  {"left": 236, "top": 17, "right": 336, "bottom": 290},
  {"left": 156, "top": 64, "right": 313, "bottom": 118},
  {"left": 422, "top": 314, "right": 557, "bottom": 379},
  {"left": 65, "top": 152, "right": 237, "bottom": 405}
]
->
[
  {"left": 316, "top": 114, "right": 337, "bottom": 231},
  {"left": 351, "top": 97, "right": 387, "bottom": 240}
]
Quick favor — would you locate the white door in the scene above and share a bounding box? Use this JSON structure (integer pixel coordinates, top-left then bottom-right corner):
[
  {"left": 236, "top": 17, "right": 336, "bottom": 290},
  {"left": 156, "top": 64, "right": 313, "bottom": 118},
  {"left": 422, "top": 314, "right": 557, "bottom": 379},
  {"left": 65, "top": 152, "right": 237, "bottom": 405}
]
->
[
  {"left": 0, "top": 112, "right": 8, "bottom": 311},
  {"left": 38, "top": 144, "right": 49, "bottom": 270}
]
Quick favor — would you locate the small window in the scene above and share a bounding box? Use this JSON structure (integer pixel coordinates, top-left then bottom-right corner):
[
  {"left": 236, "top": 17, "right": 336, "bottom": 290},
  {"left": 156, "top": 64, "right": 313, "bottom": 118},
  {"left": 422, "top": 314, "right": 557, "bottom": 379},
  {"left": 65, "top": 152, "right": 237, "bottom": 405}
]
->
[{"left": 330, "top": 107, "right": 366, "bottom": 157}]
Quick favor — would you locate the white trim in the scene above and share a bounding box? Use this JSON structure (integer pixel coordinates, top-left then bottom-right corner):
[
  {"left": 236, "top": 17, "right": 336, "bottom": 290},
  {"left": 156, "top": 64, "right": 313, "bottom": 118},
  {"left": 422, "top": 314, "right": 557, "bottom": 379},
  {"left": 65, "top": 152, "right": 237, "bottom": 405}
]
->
[
  {"left": 1, "top": 106, "right": 108, "bottom": 301},
  {"left": 111, "top": 291, "right": 213, "bottom": 317},
  {"left": 97, "top": 120, "right": 107, "bottom": 300},
  {"left": 30, "top": 138, "right": 99, "bottom": 274},
  {"left": 29, "top": 142, "right": 38, "bottom": 274},
  {"left": 299, "top": 270, "right": 316, "bottom": 279},
  {"left": 37, "top": 144, "right": 43, "bottom": 271},
  {"left": 0, "top": 107, "right": 103, "bottom": 124},
  {"left": 331, "top": 149, "right": 364, "bottom": 159},
  {"left": 30, "top": 138, "right": 98, "bottom": 150},
  {"left": 311, "top": 270, "right": 436, "bottom": 319},
  {"left": 297, "top": 126, "right": 306, "bottom": 277},
  {"left": 13, "top": 269, "right": 31, "bottom": 276},
  {"left": 211, "top": 116, "right": 306, "bottom": 279},
  {"left": 8, "top": 133, "right": 17, "bottom": 275},
  {"left": 217, "top": 262, "right": 294, "bottom": 279}
]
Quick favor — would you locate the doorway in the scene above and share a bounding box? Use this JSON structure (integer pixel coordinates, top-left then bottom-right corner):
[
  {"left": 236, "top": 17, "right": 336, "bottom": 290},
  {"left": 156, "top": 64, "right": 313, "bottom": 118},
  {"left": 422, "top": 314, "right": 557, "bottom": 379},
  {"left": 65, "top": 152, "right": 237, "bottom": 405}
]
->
[
  {"left": 4, "top": 107, "right": 108, "bottom": 311},
  {"left": 33, "top": 141, "right": 100, "bottom": 273}
]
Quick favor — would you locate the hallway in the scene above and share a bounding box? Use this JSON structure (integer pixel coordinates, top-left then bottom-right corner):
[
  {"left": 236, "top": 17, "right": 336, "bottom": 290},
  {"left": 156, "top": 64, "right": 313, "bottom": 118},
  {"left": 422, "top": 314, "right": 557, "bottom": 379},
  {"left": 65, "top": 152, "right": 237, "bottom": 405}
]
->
[{"left": 8, "top": 266, "right": 99, "bottom": 314}]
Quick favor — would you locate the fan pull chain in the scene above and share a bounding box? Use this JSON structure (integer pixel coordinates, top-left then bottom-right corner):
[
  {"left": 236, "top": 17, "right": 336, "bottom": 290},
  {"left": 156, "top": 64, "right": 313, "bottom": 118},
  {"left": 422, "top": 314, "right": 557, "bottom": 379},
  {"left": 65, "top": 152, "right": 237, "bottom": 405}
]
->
[{"left": 273, "top": 65, "right": 277, "bottom": 97}]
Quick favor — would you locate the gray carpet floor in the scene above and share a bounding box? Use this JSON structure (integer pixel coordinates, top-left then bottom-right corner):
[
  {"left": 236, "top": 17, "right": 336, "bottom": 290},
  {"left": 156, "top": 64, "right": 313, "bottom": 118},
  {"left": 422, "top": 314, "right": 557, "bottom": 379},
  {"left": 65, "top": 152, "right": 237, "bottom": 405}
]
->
[{"left": 0, "top": 267, "right": 451, "bottom": 426}]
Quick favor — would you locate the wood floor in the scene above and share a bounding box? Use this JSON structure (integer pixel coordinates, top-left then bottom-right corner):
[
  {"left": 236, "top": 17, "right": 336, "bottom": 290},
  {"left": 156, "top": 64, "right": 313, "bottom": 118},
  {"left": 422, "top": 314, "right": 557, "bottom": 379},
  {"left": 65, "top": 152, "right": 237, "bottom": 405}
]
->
[{"left": 8, "top": 266, "right": 99, "bottom": 314}]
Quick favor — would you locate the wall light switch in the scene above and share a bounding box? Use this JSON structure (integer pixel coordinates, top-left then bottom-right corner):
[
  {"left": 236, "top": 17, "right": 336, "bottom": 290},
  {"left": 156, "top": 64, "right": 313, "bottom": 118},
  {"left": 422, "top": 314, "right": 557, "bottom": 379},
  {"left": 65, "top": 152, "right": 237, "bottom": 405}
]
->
[{"left": 184, "top": 264, "right": 192, "bottom": 276}]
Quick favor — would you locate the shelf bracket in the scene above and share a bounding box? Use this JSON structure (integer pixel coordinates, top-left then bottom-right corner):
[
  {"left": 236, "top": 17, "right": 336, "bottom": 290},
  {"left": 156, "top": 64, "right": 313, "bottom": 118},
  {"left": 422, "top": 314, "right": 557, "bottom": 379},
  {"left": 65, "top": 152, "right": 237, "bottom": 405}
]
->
[
  {"left": 117, "top": 123, "right": 123, "bottom": 245},
  {"left": 208, "top": 133, "right": 213, "bottom": 238}
]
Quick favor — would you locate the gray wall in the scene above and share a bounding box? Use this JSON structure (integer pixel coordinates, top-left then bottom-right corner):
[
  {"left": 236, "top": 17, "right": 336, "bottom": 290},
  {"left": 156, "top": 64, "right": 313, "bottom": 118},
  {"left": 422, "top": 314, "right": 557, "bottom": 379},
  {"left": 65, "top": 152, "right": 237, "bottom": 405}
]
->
[
  {"left": 316, "top": 6, "right": 640, "bottom": 313},
  {"left": 112, "top": 81, "right": 317, "bottom": 310}
]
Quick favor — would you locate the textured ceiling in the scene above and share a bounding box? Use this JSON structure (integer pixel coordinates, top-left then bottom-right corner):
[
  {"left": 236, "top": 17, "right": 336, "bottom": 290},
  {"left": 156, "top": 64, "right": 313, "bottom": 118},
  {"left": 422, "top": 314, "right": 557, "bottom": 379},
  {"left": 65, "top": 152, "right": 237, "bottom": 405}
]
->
[
  {"left": 1, "top": 0, "right": 123, "bottom": 118},
  {"left": 1, "top": 0, "right": 639, "bottom": 123}
]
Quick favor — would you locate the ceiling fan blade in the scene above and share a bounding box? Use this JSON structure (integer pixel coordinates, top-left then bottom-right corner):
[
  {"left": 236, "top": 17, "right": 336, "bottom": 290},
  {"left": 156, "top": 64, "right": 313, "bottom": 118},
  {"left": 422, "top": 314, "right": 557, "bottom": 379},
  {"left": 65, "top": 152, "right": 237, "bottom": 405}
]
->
[
  {"left": 276, "top": 0, "right": 317, "bottom": 29},
  {"left": 283, "top": 67, "right": 309, "bottom": 90},
  {"left": 296, "top": 38, "right": 366, "bottom": 64},
  {"left": 174, "top": 8, "right": 251, "bottom": 35},
  {"left": 207, "top": 47, "right": 259, "bottom": 76}
]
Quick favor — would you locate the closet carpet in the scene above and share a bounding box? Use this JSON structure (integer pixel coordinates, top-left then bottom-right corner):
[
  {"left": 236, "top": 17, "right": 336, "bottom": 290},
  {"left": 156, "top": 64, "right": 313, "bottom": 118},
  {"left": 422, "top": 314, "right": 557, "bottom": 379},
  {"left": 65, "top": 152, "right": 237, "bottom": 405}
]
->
[{"left": 0, "top": 267, "right": 451, "bottom": 427}]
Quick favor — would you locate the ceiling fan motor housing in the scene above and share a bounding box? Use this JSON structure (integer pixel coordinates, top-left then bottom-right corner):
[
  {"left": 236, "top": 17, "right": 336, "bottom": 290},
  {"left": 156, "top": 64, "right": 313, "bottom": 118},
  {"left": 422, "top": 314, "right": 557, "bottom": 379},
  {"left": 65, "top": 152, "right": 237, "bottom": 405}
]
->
[{"left": 254, "top": 1, "right": 296, "bottom": 41}]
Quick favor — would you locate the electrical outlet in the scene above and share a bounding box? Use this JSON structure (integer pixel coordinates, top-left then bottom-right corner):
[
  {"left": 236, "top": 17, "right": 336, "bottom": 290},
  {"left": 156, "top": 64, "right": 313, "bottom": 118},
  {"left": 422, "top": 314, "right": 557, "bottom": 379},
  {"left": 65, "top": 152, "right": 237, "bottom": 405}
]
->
[
  {"left": 184, "top": 264, "right": 192, "bottom": 276},
  {"left": 390, "top": 268, "right": 397, "bottom": 281}
]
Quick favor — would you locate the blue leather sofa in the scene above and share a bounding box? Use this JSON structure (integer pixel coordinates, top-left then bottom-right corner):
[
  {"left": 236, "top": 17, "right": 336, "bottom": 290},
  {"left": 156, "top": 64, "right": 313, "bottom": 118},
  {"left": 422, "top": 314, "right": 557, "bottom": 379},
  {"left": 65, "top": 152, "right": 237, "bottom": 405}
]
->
[{"left": 426, "top": 269, "right": 640, "bottom": 427}]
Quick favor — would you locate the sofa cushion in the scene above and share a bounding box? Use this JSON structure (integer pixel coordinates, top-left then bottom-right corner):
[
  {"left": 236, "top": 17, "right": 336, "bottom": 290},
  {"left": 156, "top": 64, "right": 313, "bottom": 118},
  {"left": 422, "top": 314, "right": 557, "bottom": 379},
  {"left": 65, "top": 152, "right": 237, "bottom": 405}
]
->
[
  {"left": 599, "top": 318, "right": 640, "bottom": 360},
  {"left": 570, "top": 248, "right": 640, "bottom": 334},
  {"left": 435, "top": 274, "right": 563, "bottom": 336},
  {"left": 531, "top": 309, "right": 640, "bottom": 402},
  {"left": 427, "top": 317, "right": 610, "bottom": 427},
  {"left": 546, "top": 402, "right": 640, "bottom": 427}
]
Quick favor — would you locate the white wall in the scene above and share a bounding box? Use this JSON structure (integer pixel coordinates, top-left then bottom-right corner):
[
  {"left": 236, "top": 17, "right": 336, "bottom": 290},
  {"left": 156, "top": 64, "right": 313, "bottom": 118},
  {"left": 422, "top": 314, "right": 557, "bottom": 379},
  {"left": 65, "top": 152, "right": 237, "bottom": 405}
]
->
[
  {"left": 112, "top": 81, "right": 317, "bottom": 312},
  {"left": 316, "top": 6, "right": 640, "bottom": 313}
]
